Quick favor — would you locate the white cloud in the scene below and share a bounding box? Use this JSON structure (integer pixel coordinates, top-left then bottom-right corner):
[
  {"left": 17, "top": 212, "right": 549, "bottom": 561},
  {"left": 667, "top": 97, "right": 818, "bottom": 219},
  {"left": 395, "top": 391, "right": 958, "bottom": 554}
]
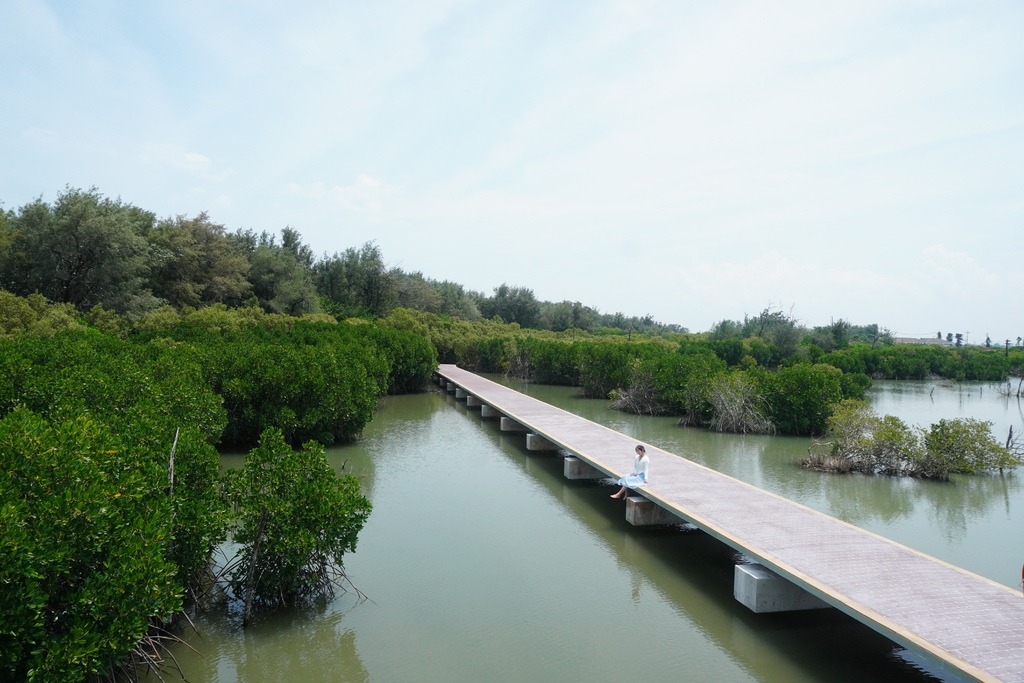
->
[
  {"left": 920, "top": 245, "right": 999, "bottom": 294},
  {"left": 136, "top": 143, "right": 230, "bottom": 181},
  {"left": 286, "top": 174, "right": 397, "bottom": 213}
]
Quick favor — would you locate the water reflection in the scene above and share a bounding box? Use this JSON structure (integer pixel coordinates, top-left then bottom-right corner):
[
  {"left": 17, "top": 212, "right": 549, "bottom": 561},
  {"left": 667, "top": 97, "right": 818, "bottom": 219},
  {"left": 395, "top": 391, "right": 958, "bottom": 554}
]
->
[
  {"left": 926, "top": 472, "right": 1020, "bottom": 544},
  {"left": 170, "top": 599, "right": 369, "bottom": 683}
]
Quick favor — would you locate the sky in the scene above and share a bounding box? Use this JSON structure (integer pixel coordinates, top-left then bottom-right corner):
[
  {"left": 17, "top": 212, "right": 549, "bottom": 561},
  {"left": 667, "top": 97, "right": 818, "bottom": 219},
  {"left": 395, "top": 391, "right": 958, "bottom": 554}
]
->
[{"left": 1, "top": 1, "right": 1022, "bottom": 340}]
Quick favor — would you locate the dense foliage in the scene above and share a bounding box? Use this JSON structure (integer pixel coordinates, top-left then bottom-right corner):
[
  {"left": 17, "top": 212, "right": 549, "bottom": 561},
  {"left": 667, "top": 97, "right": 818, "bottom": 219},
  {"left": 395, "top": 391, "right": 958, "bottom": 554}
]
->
[
  {"left": 754, "top": 363, "right": 845, "bottom": 436},
  {"left": 4, "top": 186, "right": 1019, "bottom": 370},
  {"left": 0, "top": 291, "right": 431, "bottom": 681},
  {"left": 383, "top": 307, "right": 1024, "bottom": 440},
  {"left": 383, "top": 308, "right": 865, "bottom": 436},
  {"left": 226, "top": 428, "right": 371, "bottom": 607},
  {"left": 0, "top": 186, "right": 685, "bottom": 335},
  {"left": 0, "top": 329, "right": 225, "bottom": 681},
  {"left": 819, "top": 343, "right": 1024, "bottom": 381},
  {"left": 131, "top": 304, "right": 436, "bottom": 446},
  {"left": 0, "top": 188, "right": 159, "bottom": 315},
  {"left": 0, "top": 411, "right": 183, "bottom": 681},
  {"left": 803, "top": 400, "right": 1020, "bottom": 479}
]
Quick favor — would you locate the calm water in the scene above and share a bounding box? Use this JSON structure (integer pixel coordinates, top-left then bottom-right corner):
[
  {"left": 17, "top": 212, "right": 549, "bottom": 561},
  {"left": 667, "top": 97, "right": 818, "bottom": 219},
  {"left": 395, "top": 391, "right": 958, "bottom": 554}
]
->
[{"left": 150, "top": 379, "right": 1024, "bottom": 682}]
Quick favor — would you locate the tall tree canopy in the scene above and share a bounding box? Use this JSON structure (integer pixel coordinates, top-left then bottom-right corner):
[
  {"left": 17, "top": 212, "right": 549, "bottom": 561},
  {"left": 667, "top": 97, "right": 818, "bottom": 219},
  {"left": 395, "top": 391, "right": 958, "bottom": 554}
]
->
[
  {"left": 148, "top": 212, "right": 251, "bottom": 308},
  {"left": 479, "top": 283, "right": 541, "bottom": 328},
  {"left": 233, "top": 228, "right": 320, "bottom": 315},
  {"left": 314, "top": 241, "right": 395, "bottom": 318},
  {"left": 0, "top": 187, "right": 158, "bottom": 318}
]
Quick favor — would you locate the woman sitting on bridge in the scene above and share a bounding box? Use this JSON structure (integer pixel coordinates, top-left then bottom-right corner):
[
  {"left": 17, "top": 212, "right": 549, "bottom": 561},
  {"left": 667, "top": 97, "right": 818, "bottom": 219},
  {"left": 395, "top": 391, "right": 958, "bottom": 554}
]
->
[{"left": 610, "top": 445, "right": 650, "bottom": 499}]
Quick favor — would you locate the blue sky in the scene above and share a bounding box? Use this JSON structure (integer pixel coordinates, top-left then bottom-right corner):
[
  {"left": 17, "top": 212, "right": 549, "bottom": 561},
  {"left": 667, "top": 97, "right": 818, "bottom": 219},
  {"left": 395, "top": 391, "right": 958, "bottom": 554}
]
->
[{"left": 2, "top": 1, "right": 1022, "bottom": 340}]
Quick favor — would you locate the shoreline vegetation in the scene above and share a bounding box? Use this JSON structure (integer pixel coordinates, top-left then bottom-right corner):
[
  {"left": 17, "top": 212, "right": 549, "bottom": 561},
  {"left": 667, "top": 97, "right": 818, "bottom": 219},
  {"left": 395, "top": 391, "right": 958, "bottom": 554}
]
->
[
  {"left": 0, "top": 296, "right": 434, "bottom": 681},
  {"left": 802, "top": 400, "right": 1021, "bottom": 480},
  {"left": 2, "top": 187, "right": 1023, "bottom": 681}
]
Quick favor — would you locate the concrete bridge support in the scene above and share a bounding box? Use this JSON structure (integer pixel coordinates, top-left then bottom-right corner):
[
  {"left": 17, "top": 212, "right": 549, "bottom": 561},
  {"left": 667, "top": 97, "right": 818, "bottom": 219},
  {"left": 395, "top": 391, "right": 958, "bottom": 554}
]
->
[
  {"left": 500, "top": 417, "right": 528, "bottom": 432},
  {"left": 563, "top": 456, "right": 605, "bottom": 480},
  {"left": 480, "top": 405, "right": 500, "bottom": 418},
  {"left": 466, "top": 395, "right": 482, "bottom": 407},
  {"left": 446, "top": 382, "right": 456, "bottom": 393},
  {"left": 625, "top": 496, "right": 679, "bottom": 526},
  {"left": 455, "top": 388, "right": 467, "bottom": 399},
  {"left": 526, "top": 433, "right": 558, "bottom": 451},
  {"left": 734, "top": 563, "right": 830, "bottom": 613}
]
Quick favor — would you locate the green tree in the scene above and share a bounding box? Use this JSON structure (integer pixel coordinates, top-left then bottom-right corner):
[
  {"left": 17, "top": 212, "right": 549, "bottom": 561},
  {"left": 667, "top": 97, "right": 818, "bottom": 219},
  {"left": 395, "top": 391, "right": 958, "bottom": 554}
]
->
[
  {"left": 515, "top": 337, "right": 580, "bottom": 384},
  {"left": 0, "top": 207, "right": 13, "bottom": 254},
  {"left": 742, "top": 306, "right": 801, "bottom": 360},
  {"left": 227, "top": 428, "right": 371, "bottom": 608},
  {"left": 281, "top": 226, "right": 315, "bottom": 269},
  {"left": 866, "top": 415, "right": 923, "bottom": 475},
  {"left": 314, "top": 241, "right": 396, "bottom": 317},
  {"left": 0, "top": 291, "right": 82, "bottom": 338},
  {"left": 615, "top": 349, "right": 726, "bottom": 421},
  {"left": 708, "top": 338, "right": 746, "bottom": 365},
  {"left": 195, "top": 327, "right": 384, "bottom": 446},
  {"left": 804, "top": 403, "right": 1020, "bottom": 479},
  {"left": 708, "top": 318, "right": 743, "bottom": 340},
  {"left": 923, "top": 418, "right": 1017, "bottom": 474},
  {"left": 480, "top": 283, "right": 541, "bottom": 328},
  {"left": 540, "top": 300, "right": 574, "bottom": 332},
  {"left": 354, "top": 323, "right": 438, "bottom": 394},
  {"left": 540, "top": 300, "right": 596, "bottom": 332},
  {"left": 431, "top": 280, "right": 482, "bottom": 319},
  {"left": 148, "top": 212, "right": 251, "bottom": 308},
  {"left": 1, "top": 187, "right": 160, "bottom": 318},
  {"left": 758, "top": 363, "right": 843, "bottom": 435},
  {"left": 234, "top": 229, "right": 320, "bottom": 315},
  {"left": 391, "top": 269, "right": 444, "bottom": 313},
  {"left": 804, "top": 400, "right": 921, "bottom": 475},
  {"left": 809, "top": 318, "right": 851, "bottom": 352},
  {"left": 0, "top": 410, "right": 182, "bottom": 681}
]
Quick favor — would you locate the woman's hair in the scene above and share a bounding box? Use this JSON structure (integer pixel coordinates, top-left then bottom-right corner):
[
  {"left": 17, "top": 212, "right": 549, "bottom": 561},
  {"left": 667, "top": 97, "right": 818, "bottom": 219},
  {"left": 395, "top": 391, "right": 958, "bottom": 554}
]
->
[{"left": 635, "top": 444, "right": 645, "bottom": 453}]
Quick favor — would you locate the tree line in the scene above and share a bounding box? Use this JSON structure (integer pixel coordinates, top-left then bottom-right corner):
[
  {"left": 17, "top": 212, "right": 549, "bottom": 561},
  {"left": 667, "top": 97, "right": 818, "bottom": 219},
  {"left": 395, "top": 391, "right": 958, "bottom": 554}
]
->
[
  {"left": 0, "top": 186, "right": 681, "bottom": 334},
  {"left": 2, "top": 185, "right": 1019, "bottom": 437},
  {"left": 384, "top": 308, "right": 868, "bottom": 436},
  {"left": 382, "top": 308, "right": 1022, "bottom": 462},
  {"left": 6, "top": 186, "right": 1017, "bottom": 358}
]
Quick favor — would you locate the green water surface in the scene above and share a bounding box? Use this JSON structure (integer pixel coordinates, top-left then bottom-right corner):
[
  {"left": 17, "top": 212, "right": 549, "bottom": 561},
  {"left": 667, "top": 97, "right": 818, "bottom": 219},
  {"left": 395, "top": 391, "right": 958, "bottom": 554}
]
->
[{"left": 149, "top": 379, "right": 1022, "bottom": 682}]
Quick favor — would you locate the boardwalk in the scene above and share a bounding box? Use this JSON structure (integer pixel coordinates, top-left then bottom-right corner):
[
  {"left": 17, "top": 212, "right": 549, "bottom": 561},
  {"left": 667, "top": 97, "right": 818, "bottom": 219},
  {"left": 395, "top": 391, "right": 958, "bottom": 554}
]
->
[{"left": 437, "top": 364, "right": 1024, "bottom": 683}]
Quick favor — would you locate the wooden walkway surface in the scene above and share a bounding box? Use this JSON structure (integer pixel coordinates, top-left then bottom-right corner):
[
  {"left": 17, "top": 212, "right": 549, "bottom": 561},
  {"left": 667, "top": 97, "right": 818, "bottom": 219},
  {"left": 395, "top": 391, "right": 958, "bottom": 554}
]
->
[{"left": 437, "top": 364, "right": 1024, "bottom": 683}]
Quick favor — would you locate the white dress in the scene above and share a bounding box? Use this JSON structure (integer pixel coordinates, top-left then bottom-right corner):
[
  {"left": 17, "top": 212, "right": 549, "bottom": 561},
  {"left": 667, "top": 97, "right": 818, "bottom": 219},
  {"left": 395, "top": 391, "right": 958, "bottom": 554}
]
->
[{"left": 617, "top": 453, "right": 649, "bottom": 488}]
